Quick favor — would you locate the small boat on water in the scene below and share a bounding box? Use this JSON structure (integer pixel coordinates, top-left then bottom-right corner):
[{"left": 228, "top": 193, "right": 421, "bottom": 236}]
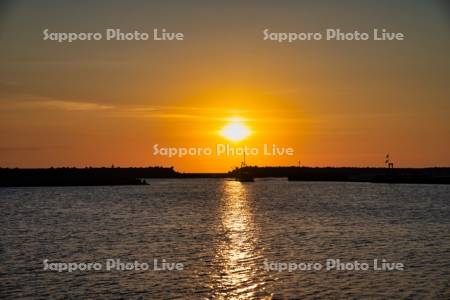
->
[
  {"left": 236, "top": 172, "right": 254, "bottom": 182},
  {"left": 235, "top": 152, "right": 254, "bottom": 182}
]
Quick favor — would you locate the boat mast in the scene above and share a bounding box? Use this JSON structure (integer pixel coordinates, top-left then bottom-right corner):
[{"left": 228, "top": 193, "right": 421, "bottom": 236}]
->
[{"left": 240, "top": 150, "right": 246, "bottom": 168}]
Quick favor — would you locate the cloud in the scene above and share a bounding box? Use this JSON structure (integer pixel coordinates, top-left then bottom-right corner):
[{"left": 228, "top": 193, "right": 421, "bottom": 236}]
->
[
  {"left": 32, "top": 99, "right": 115, "bottom": 111},
  {"left": 0, "top": 90, "right": 302, "bottom": 123},
  {"left": 0, "top": 96, "right": 115, "bottom": 112}
]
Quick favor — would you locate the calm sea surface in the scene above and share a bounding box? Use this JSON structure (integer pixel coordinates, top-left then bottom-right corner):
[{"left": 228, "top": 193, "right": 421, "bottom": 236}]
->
[{"left": 1, "top": 179, "right": 449, "bottom": 299}]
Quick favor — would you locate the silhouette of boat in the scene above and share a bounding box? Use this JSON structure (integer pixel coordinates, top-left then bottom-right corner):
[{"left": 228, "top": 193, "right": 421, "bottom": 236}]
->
[
  {"left": 235, "top": 152, "right": 254, "bottom": 182},
  {"left": 236, "top": 167, "right": 254, "bottom": 182}
]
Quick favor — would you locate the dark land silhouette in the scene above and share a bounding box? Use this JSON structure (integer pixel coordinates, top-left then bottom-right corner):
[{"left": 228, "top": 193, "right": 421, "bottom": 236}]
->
[
  {"left": 0, "top": 166, "right": 449, "bottom": 187},
  {"left": 231, "top": 166, "right": 450, "bottom": 184},
  {"left": 0, "top": 167, "right": 175, "bottom": 187}
]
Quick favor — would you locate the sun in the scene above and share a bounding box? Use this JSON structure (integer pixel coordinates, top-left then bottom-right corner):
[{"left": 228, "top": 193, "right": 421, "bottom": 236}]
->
[{"left": 220, "top": 117, "right": 251, "bottom": 142}]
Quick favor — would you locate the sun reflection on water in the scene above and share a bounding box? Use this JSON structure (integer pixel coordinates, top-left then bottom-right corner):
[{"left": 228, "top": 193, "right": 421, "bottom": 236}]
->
[{"left": 211, "top": 180, "right": 271, "bottom": 299}]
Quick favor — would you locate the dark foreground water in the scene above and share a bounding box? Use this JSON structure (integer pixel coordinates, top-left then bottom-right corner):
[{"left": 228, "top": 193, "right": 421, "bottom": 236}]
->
[{"left": 1, "top": 179, "right": 449, "bottom": 299}]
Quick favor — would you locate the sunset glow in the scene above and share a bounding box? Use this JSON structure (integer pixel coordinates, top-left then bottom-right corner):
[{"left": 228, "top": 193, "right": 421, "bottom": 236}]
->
[
  {"left": 0, "top": 1, "right": 448, "bottom": 173},
  {"left": 220, "top": 118, "right": 252, "bottom": 142}
]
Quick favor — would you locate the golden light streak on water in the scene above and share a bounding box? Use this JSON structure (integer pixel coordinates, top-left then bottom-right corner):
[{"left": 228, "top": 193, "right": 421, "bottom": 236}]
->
[{"left": 211, "top": 180, "right": 271, "bottom": 299}]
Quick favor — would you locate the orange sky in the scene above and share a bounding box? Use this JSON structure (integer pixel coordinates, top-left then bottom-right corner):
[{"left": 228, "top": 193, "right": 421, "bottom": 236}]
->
[{"left": 0, "top": 1, "right": 449, "bottom": 172}]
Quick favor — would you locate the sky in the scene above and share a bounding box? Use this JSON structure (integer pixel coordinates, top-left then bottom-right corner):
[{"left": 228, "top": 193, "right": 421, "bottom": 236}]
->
[{"left": 0, "top": 0, "right": 449, "bottom": 172}]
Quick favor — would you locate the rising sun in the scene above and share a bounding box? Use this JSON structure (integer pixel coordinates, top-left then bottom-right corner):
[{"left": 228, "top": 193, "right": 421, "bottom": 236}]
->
[{"left": 220, "top": 117, "right": 251, "bottom": 142}]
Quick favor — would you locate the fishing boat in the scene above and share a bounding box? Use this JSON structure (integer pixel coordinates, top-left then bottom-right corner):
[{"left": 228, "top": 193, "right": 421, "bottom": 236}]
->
[{"left": 235, "top": 151, "right": 254, "bottom": 182}]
